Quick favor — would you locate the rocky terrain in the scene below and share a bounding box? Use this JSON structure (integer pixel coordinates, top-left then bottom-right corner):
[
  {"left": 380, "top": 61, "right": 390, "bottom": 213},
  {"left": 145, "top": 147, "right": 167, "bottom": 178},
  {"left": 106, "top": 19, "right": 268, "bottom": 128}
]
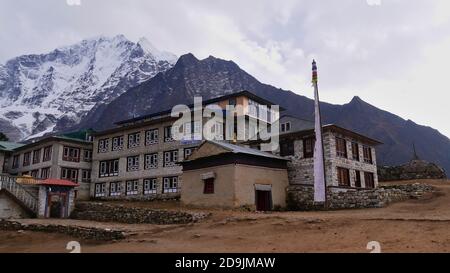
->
[{"left": 0, "top": 180, "right": 449, "bottom": 253}]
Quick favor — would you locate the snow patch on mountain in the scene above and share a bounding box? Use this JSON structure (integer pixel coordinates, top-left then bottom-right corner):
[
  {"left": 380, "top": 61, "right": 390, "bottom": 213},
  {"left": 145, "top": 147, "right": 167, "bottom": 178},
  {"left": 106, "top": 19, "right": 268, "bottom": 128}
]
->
[{"left": 0, "top": 35, "right": 177, "bottom": 140}]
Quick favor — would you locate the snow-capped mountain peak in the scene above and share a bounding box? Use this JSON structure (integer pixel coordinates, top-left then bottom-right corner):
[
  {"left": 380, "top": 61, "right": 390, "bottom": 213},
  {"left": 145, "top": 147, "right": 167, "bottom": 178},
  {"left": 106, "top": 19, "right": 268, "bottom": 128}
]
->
[
  {"left": 0, "top": 35, "right": 177, "bottom": 140},
  {"left": 137, "top": 37, "right": 177, "bottom": 63}
]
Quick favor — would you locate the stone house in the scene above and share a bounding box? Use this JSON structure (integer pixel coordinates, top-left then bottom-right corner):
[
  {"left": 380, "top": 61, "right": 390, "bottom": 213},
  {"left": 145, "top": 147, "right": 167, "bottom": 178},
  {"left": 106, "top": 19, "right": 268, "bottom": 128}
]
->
[
  {"left": 4, "top": 135, "right": 93, "bottom": 200},
  {"left": 276, "top": 115, "right": 383, "bottom": 209},
  {"left": 181, "top": 140, "right": 289, "bottom": 210},
  {"left": 90, "top": 91, "right": 281, "bottom": 201}
]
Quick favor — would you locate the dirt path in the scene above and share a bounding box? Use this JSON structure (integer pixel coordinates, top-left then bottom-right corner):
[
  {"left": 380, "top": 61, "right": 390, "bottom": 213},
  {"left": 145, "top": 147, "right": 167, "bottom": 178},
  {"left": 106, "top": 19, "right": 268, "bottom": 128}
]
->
[{"left": 1, "top": 179, "right": 449, "bottom": 253}]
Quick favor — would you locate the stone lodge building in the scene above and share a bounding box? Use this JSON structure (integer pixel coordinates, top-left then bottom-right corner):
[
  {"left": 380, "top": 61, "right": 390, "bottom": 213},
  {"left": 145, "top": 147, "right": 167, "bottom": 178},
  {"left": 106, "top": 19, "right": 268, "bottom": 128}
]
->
[
  {"left": 89, "top": 91, "right": 280, "bottom": 201},
  {"left": 4, "top": 133, "right": 93, "bottom": 200},
  {"left": 276, "top": 115, "right": 382, "bottom": 209}
]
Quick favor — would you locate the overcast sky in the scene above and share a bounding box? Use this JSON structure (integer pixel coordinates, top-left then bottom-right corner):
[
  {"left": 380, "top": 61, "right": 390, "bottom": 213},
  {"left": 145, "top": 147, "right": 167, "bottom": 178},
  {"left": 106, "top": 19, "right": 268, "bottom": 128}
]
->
[{"left": 1, "top": 0, "right": 449, "bottom": 137}]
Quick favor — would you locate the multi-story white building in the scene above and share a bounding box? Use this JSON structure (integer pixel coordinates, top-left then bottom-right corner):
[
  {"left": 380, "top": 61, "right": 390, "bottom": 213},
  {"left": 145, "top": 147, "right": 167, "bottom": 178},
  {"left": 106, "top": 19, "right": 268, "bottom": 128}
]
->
[{"left": 90, "top": 91, "right": 281, "bottom": 200}]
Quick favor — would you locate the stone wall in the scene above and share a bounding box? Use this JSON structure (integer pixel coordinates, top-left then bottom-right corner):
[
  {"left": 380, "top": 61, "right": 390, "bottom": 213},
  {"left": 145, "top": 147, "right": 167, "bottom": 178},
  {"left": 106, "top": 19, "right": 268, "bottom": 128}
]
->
[
  {"left": 284, "top": 131, "right": 379, "bottom": 188},
  {"left": 0, "top": 191, "right": 31, "bottom": 219},
  {"left": 0, "top": 219, "right": 125, "bottom": 241},
  {"left": 71, "top": 202, "right": 210, "bottom": 224},
  {"left": 287, "top": 183, "right": 434, "bottom": 211},
  {"left": 378, "top": 160, "right": 447, "bottom": 182}
]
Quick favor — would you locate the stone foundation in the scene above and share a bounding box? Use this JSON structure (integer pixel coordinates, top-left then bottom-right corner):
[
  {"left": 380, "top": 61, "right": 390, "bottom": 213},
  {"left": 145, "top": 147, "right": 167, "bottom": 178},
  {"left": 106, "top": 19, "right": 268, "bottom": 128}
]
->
[
  {"left": 0, "top": 219, "right": 125, "bottom": 241},
  {"left": 71, "top": 202, "right": 210, "bottom": 225},
  {"left": 287, "top": 183, "right": 435, "bottom": 211}
]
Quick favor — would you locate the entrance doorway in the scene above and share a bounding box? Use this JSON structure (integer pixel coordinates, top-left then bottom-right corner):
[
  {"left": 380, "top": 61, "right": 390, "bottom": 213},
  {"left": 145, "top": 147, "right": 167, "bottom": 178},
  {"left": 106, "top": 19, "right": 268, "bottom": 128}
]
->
[
  {"left": 48, "top": 193, "right": 67, "bottom": 218},
  {"left": 255, "top": 190, "right": 272, "bottom": 211}
]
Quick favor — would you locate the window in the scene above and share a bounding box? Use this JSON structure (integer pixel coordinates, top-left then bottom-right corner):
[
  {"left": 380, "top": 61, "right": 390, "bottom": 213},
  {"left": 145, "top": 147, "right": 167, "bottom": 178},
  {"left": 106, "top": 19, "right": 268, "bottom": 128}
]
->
[
  {"left": 163, "top": 177, "right": 178, "bottom": 193},
  {"left": 144, "top": 153, "right": 158, "bottom": 169},
  {"left": 112, "top": 136, "right": 124, "bottom": 151},
  {"left": 98, "top": 138, "right": 110, "bottom": 153},
  {"left": 365, "top": 172, "right": 375, "bottom": 188},
  {"left": 363, "top": 146, "right": 373, "bottom": 164},
  {"left": 336, "top": 137, "right": 347, "bottom": 158},
  {"left": 337, "top": 167, "right": 350, "bottom": 187},
  {"left": 303, "top": 137, "right": 315, "bottom": 158},
  {"left": 110, "top": 182, "right": 122, "bottom": 196},
  {"left": 99, "top": 159, "right": 119, "bottom": 177},
  {"left": 184, "top": 147, "right": 195, "bottom": 160},
  {"left": 81, "top": 170, "right": 91, "bottom": 183},
  {"left": 83, "top": 149, "right": 92, "bottom": 162},
  {"left": 128, "top": 132, "right": 141, "bottom": 148},
  {"left": 127, "top": 156, "right": 140, "bottom": 172},
  {"left": 248, "top": 99, "right": 259, "bottom": 117},
  {"left": 144, "top": 178, "right": 157, "bottom": 195},
  {"left": 352, "top": 142, "right": 360, "bottom": 161},
  {"left": 95, "top": 183, "right": 106, "bottom": 197},
  {"left": 280, "top": 140, "right": 294, "bottom": 157},
  {"left": 354, "top": 170, "right": 362, "bottom": 188},
  {"left": 145, "top": 129, "right": 159, "bottom": 145},
  {"left": 43, "top": 146, "right": 52, "bottom": 162},
  {"left": 281, "top": 122, "right": 291, "bottom": 133},
  {"left": 31, "top": 169, "right": 39, "bottom": 178},
  {"left": 203, "top": 178, "right": 214, "bottom": 194},
  {"left": 63, "top": 146, "right": 80, "bottom": 162},
  {"left": 41, "top": 167, "right": 50, "bottom": 179},
  {"left": 164, "top": 150, "right": 179, "bottom": 167},
  {"left": 61, "top": 168, "right": 78, "bottom": 182},
  {"left": 164, "top": 126, "right": 173, "bottom": 142},
  {"left": 23, "top": 152, "right": 31, "bottom": 166},
  {"left": 12, "top": 155, "right": 20, "bottom": 169},
  {"left": 126, "top": 180, "right": 139, "bottom": 195},
  {"left": 32, "top": 149, "right": 41, "bottom": 164}
]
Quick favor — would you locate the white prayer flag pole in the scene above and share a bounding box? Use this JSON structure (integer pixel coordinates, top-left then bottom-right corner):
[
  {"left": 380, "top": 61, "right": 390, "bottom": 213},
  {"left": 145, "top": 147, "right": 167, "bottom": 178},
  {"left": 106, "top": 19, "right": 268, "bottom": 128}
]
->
[{"left": 312, "top": 60, "right": 327, "bottom": 205}]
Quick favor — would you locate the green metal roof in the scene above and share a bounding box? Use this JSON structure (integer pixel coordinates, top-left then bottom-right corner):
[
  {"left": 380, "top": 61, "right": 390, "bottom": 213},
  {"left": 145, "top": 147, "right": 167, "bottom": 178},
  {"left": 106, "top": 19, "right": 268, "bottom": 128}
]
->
[{"left": 0, "top": 141, "right": 25, "bottom": 152}]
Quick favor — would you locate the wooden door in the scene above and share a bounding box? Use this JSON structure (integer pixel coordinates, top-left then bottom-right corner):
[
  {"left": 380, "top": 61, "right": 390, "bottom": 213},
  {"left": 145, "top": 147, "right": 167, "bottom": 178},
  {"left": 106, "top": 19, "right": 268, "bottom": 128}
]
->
[{"left": 256, "top": 190, "right": 272, "bottom": 211}]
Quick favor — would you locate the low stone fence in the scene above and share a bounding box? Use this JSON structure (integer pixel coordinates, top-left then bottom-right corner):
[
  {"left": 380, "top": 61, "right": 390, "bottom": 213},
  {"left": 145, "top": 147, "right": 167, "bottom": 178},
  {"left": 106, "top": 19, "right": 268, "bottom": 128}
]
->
[
  {"left": 0, "top": 219, "right": 125, "bottom": 241},
  {"left": 71, "top": 202, "right": 210, "bottom": 225},
  {"left": 287, "top": 183, "right": 435, "bottom": 211}
]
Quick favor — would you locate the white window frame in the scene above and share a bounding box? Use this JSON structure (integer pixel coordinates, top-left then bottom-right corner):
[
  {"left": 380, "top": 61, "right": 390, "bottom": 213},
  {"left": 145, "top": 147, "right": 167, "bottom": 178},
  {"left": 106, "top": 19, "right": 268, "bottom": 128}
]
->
[
  {"left": 95, "top": 183, "right": 106, "bottom": 197},
  {"left": 126, "top": 180, "right": 139, "bottom": 196},
  {"left": 144, "top": 153, "right": 158, "bottom": 169},
  {"left": 99, "top": 159, "right": 119, "bottom": 177},
  {"left": 112, "top": 136, "right": 124, "bottom": 151},
  {"left": 110, "top": 182, "right": 122, "bottom": 197},
  {"left": 163, "top": 150, "right": 178, "bottom": 167},
  {"left": 163, "top": 177, "right": 178, "bottom": 193},
  {"left": 164, "top": 126, "right": 174, "bottom": 142},
  {"left": 145, "top": 129, "right": 159, "bottom": 146},
  {"left": 98, "top": 139, "right": 110, "bottom": 153},
  {"left": 144, "top": 178, "right": 157, "bottom": 195},
  {"left": 128, "top": 132, "right": 141, "bottom": 148},
  {"left": 127, "top": 156, "right": 140, "bottom": 172}
]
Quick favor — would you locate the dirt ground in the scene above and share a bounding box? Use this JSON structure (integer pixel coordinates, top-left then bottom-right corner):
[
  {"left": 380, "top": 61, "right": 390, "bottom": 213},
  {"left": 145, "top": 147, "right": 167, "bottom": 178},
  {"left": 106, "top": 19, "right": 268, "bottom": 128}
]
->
[{"left": 1, "top": 179, "right": 449, "bottom": 253}]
